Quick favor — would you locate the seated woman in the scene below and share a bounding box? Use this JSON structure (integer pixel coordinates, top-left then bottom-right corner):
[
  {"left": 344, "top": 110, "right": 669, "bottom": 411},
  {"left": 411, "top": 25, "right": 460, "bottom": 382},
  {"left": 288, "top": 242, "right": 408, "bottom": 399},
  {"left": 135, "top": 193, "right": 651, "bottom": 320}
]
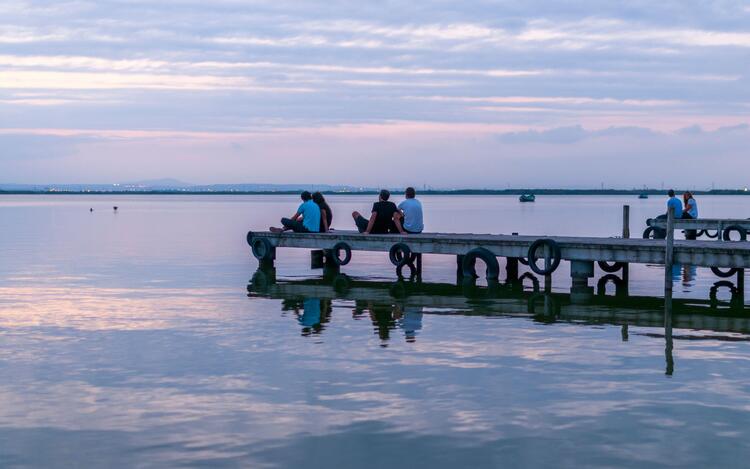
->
[
  {"left": 682, "top": 191, "right": 699, "bottom": 240},
  {"left": 313, "top": 191, "right": 333, "bottom": 232}
]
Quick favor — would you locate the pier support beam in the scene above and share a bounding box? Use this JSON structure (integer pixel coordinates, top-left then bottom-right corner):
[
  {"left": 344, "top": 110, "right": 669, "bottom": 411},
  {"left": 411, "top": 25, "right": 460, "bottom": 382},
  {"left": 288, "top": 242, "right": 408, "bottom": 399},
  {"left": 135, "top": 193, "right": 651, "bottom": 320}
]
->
[
  {"left": 506, "top": 257, "right": 519, "bottom": 284},
  {"left": 570, "top": 260, "right": 594, "bottom": 303},
  {"left": 456, "top": 254, "right": 465, "bottom": 284}
]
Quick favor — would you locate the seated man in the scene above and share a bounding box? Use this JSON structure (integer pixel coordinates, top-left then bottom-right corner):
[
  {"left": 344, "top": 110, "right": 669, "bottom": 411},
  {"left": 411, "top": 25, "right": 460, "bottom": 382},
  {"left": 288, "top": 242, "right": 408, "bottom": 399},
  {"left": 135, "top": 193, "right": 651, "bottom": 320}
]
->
[
  {"left": 397, "top": 186, "right": 424, "bottom": 234},
  {"left": 270, "top": 190, "right": 321, "bottom": 233},
  {"left": 352, "top": 189, "right": 406, "bottom": 234}
]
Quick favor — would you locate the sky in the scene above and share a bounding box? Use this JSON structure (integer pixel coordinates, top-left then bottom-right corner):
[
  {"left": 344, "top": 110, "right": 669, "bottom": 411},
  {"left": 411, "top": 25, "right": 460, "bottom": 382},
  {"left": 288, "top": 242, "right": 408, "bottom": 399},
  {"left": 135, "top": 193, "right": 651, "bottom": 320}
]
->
[{"left": 1, "top": 0, "right": 749, "bottom": 188}]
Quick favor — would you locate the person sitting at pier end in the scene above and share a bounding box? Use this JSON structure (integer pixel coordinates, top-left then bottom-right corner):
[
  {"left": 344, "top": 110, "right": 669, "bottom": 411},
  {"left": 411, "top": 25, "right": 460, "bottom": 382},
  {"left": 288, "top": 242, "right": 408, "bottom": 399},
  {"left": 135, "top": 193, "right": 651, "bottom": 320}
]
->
[
  {"left": 270, "top": 191, "right": 321, "bottom": 233},
  {"left": 313, "top": 191, "right": 332, "bottom": 232},
  {"left": 352, "top": 189, "right": 406, "bottom": 234},
  {"left": 682, "top": 191, "right": 698, "bottom": 240},
  {"left": 666, "top": 189, "right": 683, "bottom": 218},
  {"left": 398, "top": 187, "right": 424, "bottom": 234}
]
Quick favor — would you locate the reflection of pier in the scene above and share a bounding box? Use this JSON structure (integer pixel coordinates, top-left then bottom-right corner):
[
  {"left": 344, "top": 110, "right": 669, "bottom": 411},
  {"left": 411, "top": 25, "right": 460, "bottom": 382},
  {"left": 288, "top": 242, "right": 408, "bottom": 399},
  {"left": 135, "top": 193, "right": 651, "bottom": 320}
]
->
[
  {"left": 249, "top": 272, "right": 750, "bottom": 375},
  {"left": 248, "top": 272, "right": 749, "bottom": 334}
]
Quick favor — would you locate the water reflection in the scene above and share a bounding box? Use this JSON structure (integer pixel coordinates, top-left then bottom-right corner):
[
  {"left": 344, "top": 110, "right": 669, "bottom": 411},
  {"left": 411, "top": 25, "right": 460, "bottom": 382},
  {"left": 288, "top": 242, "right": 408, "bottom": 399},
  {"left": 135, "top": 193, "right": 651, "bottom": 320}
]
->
[{"left": 249, "top": 269, "right": 750, "bottom": 376}]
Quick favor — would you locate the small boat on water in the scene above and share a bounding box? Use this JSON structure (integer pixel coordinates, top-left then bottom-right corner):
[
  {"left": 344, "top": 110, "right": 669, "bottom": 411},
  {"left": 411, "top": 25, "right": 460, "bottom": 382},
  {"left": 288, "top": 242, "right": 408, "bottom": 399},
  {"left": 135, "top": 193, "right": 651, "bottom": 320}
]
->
[
  {"left": 638, "top": 193, "right": 649, "bottom": 199},
  {"left": 519, "top": 194, "right": 536, "bottom": 203}
]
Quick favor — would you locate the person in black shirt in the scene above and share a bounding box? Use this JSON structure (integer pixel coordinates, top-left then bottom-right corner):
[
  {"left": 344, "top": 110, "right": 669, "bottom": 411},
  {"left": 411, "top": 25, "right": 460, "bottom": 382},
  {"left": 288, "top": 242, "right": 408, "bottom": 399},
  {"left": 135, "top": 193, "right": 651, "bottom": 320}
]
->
[
  {"left": 351, "top": 189, "right": 406, "bottom": 234},
  {"left": 312, "top": 191, "right": 332, "bottom": 232}
]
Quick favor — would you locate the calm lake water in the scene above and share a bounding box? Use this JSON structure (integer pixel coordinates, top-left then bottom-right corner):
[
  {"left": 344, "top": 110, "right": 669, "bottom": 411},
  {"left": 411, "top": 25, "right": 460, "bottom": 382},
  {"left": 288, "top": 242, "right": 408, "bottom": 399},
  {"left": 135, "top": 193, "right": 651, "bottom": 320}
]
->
[{"left": 2, "top": 194, "right": 750, "bottom": 468}]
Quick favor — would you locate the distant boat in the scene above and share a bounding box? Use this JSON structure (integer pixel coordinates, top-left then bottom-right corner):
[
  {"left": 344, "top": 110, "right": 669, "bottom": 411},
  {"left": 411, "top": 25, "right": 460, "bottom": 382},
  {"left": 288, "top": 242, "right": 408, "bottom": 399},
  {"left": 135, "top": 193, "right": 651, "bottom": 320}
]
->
[
  {"left": 638, "top": 193, "right": 649, "bottom": 199},
  {"left": 519, "top": 194, "right": 536, "bottom": 202}
]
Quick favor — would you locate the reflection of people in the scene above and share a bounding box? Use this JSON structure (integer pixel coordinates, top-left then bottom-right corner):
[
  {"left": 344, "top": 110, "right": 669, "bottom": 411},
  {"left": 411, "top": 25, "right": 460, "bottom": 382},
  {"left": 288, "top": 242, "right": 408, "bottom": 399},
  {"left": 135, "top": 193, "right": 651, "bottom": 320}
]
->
[
  {"left": 270, "top": 191, "right": 321, "bottom": 233},
  {"left": 397, "top": 306, "right": 423, "bottom": 342},
  {"left": 398, "top": 187, "right": 424, "bottom": 234},
  {"left": 352, "top": 189, "right": 405, "bottom": 234}
]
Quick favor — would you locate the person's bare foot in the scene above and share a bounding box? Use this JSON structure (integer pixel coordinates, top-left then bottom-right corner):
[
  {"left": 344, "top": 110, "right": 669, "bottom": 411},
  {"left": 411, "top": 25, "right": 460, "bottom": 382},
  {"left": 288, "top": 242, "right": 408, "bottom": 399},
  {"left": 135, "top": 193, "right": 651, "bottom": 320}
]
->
[{"left": 269, "top": 227, "right": 284, "bottom": 233}]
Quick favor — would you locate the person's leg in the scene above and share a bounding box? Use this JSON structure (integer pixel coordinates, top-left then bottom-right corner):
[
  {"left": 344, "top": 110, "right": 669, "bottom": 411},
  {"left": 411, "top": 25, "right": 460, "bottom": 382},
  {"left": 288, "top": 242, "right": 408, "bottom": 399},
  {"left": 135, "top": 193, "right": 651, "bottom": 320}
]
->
[
  {"left": 281, "top": 217, "right": 308, "bottom": 233},
  {"left": 682, "top": 213, "right": 696, "bottom": 240},
  {"left": 352, "top": 211, "right": 369, "bottom": 233}
]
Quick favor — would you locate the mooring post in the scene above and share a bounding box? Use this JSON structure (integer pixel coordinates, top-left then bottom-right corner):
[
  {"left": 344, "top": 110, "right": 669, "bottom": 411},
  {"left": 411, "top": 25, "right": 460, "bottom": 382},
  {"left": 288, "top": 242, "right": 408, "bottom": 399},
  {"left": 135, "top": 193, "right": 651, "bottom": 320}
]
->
[
  {"left": 416, "top": 253, "right": 423, "bottom": 279},
  {"left": 544, "top": 245, "right": 552, "bottom": 293},
  {"left": 737, "top": 268, "right": 745, "bottom": 304},
  {"left": 311, "top": 249, "right": 325, "bottom": 269},
  {"left": 622, "top": 204, "right": 630, "bottom": 294},
  {"left": 664, "top": 206, "right": 675, "bottom": 296},
  {"left": 506, "top": 257, "right": 519, "bottom": 283},
  {"left": 665, "top": 287, "right": 674, "bottom": 376}
]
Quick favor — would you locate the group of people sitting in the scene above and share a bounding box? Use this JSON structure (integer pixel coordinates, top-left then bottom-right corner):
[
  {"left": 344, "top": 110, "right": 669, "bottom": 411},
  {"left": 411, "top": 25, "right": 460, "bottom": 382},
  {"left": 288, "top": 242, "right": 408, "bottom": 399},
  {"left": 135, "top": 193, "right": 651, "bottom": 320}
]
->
[
  {"left": 270, "top": 187, "right": 424, "bottom": 235},
  {"left": 666, "top": 189, "right": 699, "bottom": 239}
]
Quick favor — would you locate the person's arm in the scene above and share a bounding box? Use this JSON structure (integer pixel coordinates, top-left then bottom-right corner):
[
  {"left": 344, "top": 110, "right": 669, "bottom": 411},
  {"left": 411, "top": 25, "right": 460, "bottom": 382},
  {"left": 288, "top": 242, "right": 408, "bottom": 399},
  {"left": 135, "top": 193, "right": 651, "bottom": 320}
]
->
[
  {"left": 393, "top": 212, "right": 406, "bottom": 234},
  {"left": 321, "top": 209, "right": 329, "bottom": 232},
  {"left": 291, "top": 211, "right": 302, "bottom": 221},
  {"left": 363, "top": 212, "right": 377, "bottom": 234}
]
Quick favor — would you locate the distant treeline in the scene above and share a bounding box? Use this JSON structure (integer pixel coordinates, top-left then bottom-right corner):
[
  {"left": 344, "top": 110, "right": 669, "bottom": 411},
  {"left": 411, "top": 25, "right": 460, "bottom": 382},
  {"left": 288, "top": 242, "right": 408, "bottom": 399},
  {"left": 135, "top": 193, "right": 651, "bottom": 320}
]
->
[{"left": 2, "top": 188, "right": 749, "bottom": 196}]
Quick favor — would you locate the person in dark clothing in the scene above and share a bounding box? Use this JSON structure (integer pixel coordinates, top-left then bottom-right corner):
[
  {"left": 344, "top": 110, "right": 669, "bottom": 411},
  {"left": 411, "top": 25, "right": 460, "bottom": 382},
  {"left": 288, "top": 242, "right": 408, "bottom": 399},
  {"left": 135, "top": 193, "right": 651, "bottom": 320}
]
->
[
  {"left": 312, "top": 191, "right": 332, "bottom": 232},
  {"left": 351, "top": 189, "right": 406, "bottom": 234}
]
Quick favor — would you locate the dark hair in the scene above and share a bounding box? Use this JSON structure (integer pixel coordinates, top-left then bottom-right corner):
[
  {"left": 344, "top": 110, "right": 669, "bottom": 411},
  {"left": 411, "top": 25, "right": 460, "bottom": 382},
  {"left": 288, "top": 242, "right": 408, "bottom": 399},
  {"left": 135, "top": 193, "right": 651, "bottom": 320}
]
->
[
  {"left": 379, "top": 189, "right": 390, "bottom": 201},
  {"left": 668, "top": 189, "right": 675, "bottom": 197},
  {"left": 405, "top": 187, "right": 416, "bottom": 199},
  {"left": 301, "top": 191, "right": 312, "bottom": 201},
  {"left": 312, "top": 191, "right": 325, "bottom": 204},
  {"left": 312, "top": 191, "right": 332, "bottom": 230}
]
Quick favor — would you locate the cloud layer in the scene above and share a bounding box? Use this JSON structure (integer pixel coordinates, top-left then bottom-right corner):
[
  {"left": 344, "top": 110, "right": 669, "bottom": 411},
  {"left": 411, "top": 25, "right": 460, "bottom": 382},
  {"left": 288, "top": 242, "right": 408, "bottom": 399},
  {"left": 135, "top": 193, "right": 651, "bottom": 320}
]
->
[{"left": 1, "top": 0, "right": 748, "bottom": 186}]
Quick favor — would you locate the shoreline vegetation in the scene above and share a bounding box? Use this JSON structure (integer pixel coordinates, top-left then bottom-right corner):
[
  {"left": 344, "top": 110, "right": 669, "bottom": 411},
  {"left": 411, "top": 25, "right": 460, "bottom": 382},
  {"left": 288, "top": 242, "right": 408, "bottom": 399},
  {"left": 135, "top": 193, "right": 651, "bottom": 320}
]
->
[{"left": 2, "top": 189, "right": 749, "bottom": 196}]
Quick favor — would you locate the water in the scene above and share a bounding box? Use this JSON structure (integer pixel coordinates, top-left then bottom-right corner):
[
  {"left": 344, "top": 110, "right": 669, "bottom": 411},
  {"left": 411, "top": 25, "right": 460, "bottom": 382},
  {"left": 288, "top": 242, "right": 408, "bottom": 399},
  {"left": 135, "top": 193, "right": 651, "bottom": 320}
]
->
[{"left": 1, "top": 194, "right": 750, "bottom": 467}]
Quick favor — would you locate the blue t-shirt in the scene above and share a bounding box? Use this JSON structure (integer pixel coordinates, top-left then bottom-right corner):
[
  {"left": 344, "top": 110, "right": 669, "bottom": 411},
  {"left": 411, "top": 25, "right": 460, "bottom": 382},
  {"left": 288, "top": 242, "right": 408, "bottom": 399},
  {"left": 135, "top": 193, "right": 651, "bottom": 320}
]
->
[
  {"left": 398, "top": 198, "right": 424, "bottom": 233},
  {"left": 686, "top": 198, "right": 698, "bottom": 218},
  {"left": 667, "top": 197, "right": 683, "bottom": 218},
  {"left": 298, "top": 200, "right": 321, "bottom": 232}
]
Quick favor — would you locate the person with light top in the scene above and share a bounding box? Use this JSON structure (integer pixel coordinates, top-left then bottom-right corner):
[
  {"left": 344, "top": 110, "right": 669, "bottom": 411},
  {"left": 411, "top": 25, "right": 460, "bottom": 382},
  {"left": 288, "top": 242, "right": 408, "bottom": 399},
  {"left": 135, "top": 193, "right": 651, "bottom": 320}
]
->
[
  {"left": 270, "top": 190, "right": 321, "bottom": 233},
  {"left": 397, "top": 187, "right": 424, "bottom": 234},
  {"left": 682, "top": 191, "right": 699, "bottom": 240}
]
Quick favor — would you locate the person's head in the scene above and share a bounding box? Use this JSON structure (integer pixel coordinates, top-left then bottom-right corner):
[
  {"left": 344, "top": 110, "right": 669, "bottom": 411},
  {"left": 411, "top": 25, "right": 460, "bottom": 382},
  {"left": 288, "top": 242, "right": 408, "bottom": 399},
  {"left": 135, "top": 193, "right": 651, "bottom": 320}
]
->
[
  {"left": 379, "top": 189, "right": 390, "bottom": 201},
  {"left": 683, "top": 191, "right": 693, "bottom": 202},
  {"left": 301, "top": 191, "right": 312, "bottom": 201},
  {"left": 405, "top": 187, "right": 416, "bottom": 199},
  {"left": 312, "top": 191, "right": 325, "bottom": 205},
  {"left": 668, "top": 189, "right": 675, "bottom": 198}
]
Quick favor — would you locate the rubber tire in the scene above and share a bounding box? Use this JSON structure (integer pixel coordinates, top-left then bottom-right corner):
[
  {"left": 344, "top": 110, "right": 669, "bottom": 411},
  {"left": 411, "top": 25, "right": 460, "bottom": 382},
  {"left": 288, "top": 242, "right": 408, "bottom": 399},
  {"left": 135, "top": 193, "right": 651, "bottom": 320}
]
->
[
  {"left": 331, "top": 242, "right": 352, "bottom": 266},
  {"left": 251, "top": 237, "right": 273, "bottom": 260},
  {"left": 597, "top": 260, "right": 625, "bottom": 273},
  {"left": 462, "top": 247, "right": 500, "bottom": 280},
  {"left": 518, "top": 257, "right": 529, "bottom": 266},
  {"left": 389, "top": 243, "right": 412, "bottom": 267},
  {"left": 704, "top": 230, "right": 719, "bottom": 239},
  {"left": 527, "top": 239, "right": 562, "bottom": 275},
  {"left": 246, "top": 231, "right": 254, "bottom": 246},
  {"left": 711, "top": 266, "right": 739, "bottom": 278},
  {"left": 597, "top": 274, "right": 625, "bottom": 296},
  {"left": 709, "top": 280, "right": 738, "bottom": 308},
  {"left": 722, "top": 225, "right": 747, "bottom": 242},
  {"left": 518, "top": 272, "right": 540, "bottom": 293}
]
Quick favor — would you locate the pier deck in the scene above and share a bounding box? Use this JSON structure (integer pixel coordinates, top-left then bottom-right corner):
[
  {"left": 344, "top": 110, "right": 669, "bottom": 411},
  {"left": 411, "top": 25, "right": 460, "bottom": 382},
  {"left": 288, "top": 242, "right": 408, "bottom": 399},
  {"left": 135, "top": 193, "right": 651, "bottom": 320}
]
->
[{"left": 249, "top": 230, "right": 750, "bottom": 269}]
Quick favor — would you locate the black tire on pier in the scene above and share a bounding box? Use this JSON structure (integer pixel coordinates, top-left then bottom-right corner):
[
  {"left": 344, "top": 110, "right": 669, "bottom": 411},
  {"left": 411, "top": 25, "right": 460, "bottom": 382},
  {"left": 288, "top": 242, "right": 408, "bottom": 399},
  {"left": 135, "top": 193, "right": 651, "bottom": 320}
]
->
[
  {"left": 722, "top": 225, "right": 747, "bottom": 242},
  {"left": 711, "top": 266, "right": 739, "bottom": 278},
  {"left": 597, "top": 261, "right": 625, "bottom": 273},
  {"left": 527, "top": 239, "right": 562, "bottom": 275},
  {"left": 251, "top": 238, "right": 273, "bottom": 260},
  {"left": 597, "top": 274, "right": 625, "bottom": 296},
  {"left": 331, "top": 242, "right": 352, "bottom": 266},
  {"left": 389, "top": 243, "right": 412, "bottom": 266},
  {"left": 462, "top": 248, "right": 500, "bottom": 280}
]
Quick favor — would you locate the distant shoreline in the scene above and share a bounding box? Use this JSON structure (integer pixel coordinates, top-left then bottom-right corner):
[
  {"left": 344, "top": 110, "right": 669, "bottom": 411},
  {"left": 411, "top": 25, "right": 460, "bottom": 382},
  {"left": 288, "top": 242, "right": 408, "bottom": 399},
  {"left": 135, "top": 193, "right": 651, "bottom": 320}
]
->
[{"left": 2, "top": 189, "right": 748, "bottom": 196}]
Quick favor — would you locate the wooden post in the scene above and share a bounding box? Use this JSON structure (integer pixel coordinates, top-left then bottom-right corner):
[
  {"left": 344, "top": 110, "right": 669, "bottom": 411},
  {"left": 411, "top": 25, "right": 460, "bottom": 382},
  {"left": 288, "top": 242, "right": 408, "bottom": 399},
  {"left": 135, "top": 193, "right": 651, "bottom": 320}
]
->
[
  {"left": 622, "top": 205, "right": 630, "bottom": 239},
  {"left": 664, "top": 206, "right": 675, "bottom": 296}
]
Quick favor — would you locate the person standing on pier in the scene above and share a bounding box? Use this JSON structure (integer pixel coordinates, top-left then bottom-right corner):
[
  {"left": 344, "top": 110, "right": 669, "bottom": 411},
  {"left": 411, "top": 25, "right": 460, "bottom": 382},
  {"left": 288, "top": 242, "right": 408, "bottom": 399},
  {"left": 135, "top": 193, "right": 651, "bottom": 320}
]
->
[
  {"left": 270, "top": 191, "right": 321, "bottom": 233},
  {"left": 398, "top": 187, "right": 424, "bottom": 234},
  {"left": 352, "top": 189, "right": 406, "bottom": 234}
]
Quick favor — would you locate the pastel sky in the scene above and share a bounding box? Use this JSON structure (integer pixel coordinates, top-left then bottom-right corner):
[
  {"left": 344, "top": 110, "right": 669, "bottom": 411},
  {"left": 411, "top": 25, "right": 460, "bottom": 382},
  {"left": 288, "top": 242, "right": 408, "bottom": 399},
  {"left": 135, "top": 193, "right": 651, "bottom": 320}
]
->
[{"left": 1, "top": 0, "right": 749, "bottom": 187}]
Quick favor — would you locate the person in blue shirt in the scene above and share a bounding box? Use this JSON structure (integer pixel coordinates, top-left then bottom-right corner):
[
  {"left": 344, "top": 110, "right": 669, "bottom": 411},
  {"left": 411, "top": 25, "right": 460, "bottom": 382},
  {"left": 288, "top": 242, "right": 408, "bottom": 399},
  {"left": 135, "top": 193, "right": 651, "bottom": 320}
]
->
[
  {"left": 397, "top": 187, "right": 424, "bottom": 234},
  {"left": 270, "top": 191, "right": 321, "bottom": 233},
  {"left": 666, "top": 189, "right": 683, "bottom": 218}
]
